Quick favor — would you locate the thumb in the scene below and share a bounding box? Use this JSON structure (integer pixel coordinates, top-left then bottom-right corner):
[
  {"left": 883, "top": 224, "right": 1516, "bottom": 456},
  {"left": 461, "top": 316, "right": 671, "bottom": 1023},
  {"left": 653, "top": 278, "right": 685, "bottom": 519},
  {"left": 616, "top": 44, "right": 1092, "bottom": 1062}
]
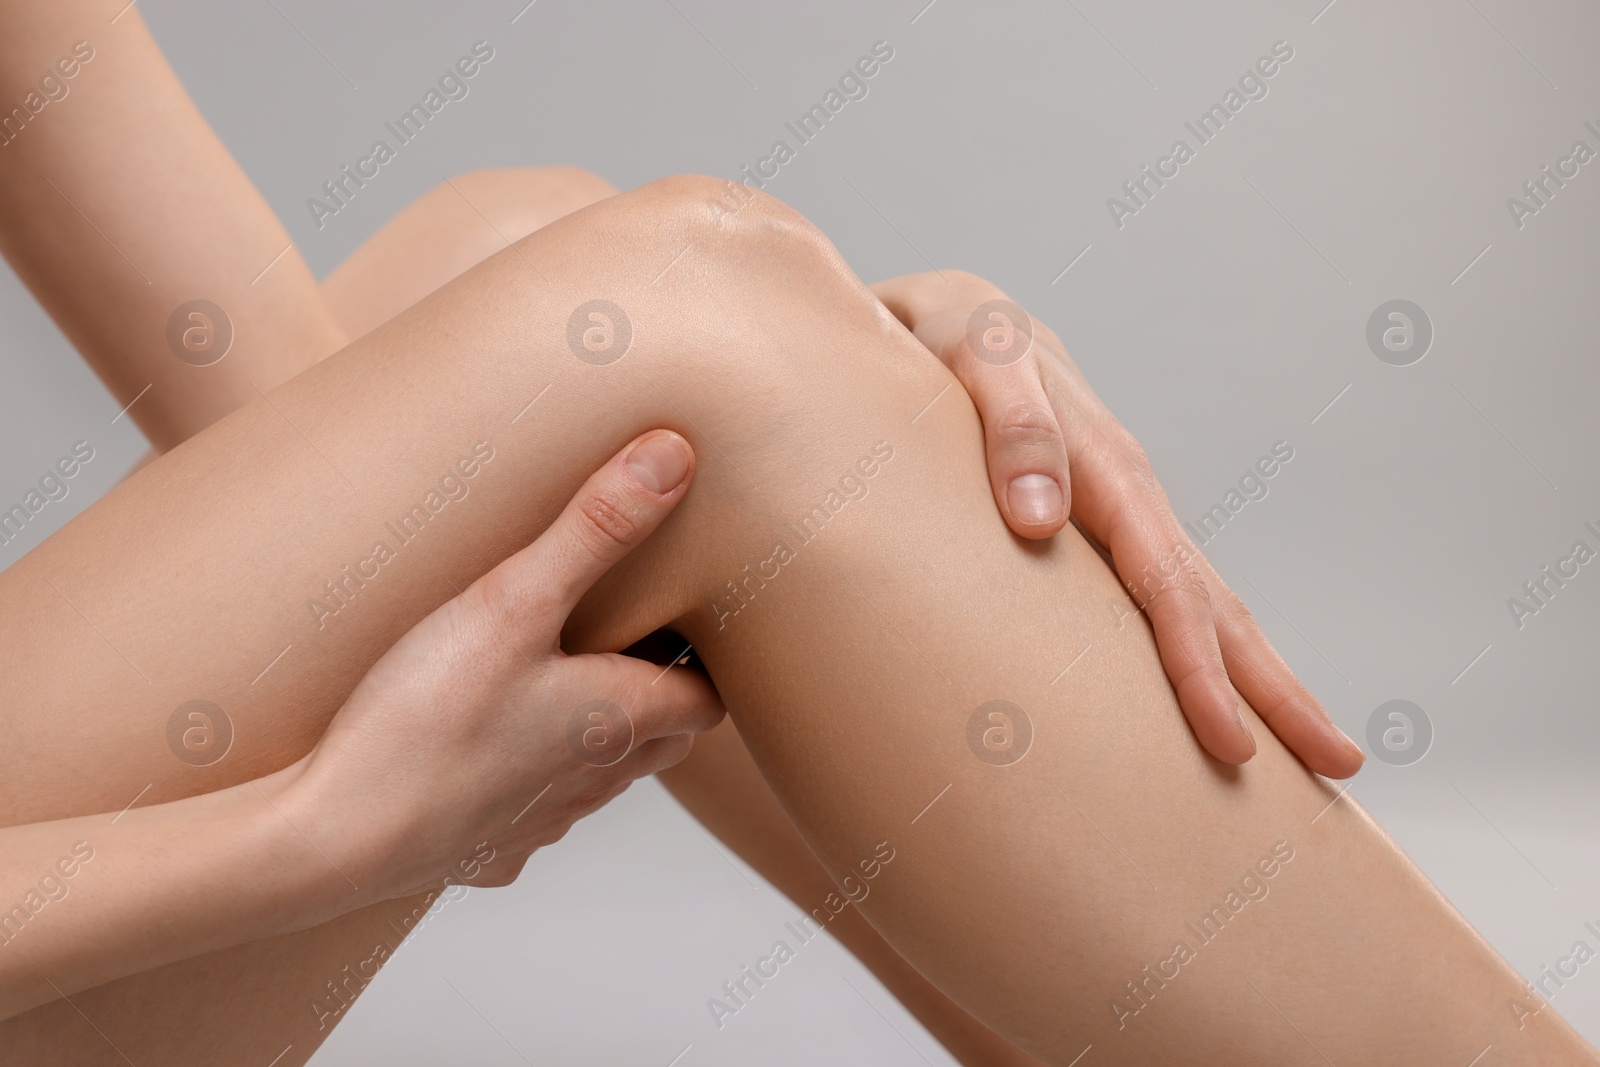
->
[{"left": 494, "top": 430, "right": 695, "bottom": 642}]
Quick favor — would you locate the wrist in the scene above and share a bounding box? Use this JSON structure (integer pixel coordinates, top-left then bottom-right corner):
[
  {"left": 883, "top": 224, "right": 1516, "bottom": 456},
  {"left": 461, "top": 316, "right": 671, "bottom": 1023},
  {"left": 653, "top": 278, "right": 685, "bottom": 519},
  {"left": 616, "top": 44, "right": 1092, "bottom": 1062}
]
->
[{"left": 244, "top": 759, "right": 380, "bottom": 929}]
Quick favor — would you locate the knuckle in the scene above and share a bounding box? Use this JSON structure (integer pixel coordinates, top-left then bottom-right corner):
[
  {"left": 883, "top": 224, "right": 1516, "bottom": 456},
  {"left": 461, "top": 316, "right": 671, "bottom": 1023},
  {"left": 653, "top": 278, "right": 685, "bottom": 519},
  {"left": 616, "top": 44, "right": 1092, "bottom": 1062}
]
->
[
  {"left": 573, "top": 490, "right": 638, "bottom": 556},
  {"left": 992, "top": 401, "right": 1063, "bottom": 449},
  {"left": 498, "top": 855, "right": 533, "bottom": 885},
  {"left": 655, "top": 733, "right": 695, "bottom": 769},
  {"left": 1143, "top": 563, "right": 1212, "bottom": 613},
  {"left": 1214, "top": 584, "right": 1251, "bottom": 624},
  {"left": 1104, "top": 429, "right": 1157, "bottom": 491},
  {"left": 528, "top": 823, "right": 572, "bottom": 851},
  {"left": 481, "top": 866, "right": 518, "bottom": 888}
]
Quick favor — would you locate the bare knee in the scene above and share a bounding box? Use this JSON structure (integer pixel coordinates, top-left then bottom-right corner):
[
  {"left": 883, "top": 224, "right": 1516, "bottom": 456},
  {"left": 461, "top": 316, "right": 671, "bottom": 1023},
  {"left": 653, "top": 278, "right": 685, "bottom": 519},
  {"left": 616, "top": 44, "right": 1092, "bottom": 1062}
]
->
[
  {"left": 541, "top": 176, "right": 954, "bottom": 649},
  {"left": 513, "top": 171, "right": 906, "bottom": 478},
  {"left": 546, "top": 173, "right": 885, "bottom": 346}
]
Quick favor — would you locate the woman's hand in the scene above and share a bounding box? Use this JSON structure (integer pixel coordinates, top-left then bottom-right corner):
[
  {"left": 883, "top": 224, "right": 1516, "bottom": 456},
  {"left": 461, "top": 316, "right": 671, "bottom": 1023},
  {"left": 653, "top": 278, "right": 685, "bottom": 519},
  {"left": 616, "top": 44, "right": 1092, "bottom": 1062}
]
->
[
  {"left": 284, "top": 430, "right": 725, "bottom": 903},
  {"left": 872, "top": 271, "right": 1363, "bottom": 778}
]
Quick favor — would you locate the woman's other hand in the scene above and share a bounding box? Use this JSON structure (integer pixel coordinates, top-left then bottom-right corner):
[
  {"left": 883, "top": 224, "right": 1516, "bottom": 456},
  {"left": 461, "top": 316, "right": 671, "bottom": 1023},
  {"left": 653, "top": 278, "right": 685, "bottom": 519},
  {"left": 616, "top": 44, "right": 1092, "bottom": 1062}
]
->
[
  {"left": 872, "top": 271, "right": 1363, "bottom": 779},
  {"left": 285, "top": 430, "right": 725, "bottom": 903}
]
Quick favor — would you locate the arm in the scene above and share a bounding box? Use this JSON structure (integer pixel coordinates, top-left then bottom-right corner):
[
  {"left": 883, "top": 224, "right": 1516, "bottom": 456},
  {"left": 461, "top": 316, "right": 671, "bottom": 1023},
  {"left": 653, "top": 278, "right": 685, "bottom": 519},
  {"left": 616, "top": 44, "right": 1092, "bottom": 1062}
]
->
[
  {"left": 0, "top": 9, "right": 1048, "bottom": 1053},
  {"left": 0, "top": 2, "right": 346, "bottom": 452},
  {"left": 0, "top": 769, "right": 331, "bottom": 1019},
  {"left": 872, "top": 271, "right": 1364, "bottom": 777},
  {"left": 0, "top": 0, "right": 1349, "bottom": 781},
  {"left": 0, "top": 432, "right": 721, "bottom": 1021},
  {"left": 2, "top": 177, "right": 1585, "bottom": 1063}
]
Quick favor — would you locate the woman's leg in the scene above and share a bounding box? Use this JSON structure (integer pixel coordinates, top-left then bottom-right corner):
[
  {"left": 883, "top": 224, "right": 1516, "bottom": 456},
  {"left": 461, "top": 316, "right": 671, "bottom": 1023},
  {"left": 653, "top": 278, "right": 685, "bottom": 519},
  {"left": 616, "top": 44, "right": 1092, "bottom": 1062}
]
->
[
  {"left": 317, "top": 166, "right": 618, "bottom": 342},
  {"left": 0, "top": 163, "right": 1028, "bottom": 1067},
  {"left": 0, "top": 175, "right": 1588, "bottom": 1065},
  {"left": 314, "top": 164, "right": 1045, "bottom": 1066}
]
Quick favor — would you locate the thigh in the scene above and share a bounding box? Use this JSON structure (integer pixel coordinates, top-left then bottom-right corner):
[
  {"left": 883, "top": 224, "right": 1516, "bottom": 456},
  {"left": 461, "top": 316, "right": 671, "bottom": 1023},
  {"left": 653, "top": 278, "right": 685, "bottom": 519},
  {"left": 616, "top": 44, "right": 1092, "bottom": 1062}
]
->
[
  {"left": 0, "top": 175, "right": 1586, "bottom": 1065},
  {"left": 0, "top": 174, "right": 790, "bottom": 825},
  {"left": 0, "top": 174, "right": 941, "bottom": 1064},
  {"left": 316, "top": 165, "right": 1037, "bottom": 1064}
]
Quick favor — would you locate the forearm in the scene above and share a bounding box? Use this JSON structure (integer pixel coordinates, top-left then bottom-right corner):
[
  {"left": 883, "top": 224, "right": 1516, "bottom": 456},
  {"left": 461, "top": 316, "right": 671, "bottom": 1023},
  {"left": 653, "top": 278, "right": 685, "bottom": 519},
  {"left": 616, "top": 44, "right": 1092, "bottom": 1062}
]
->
[
  {"left": 0, "top": 763, "right": 344, "bottom": 1020},
  {"left": 2, "top": 174, "right": 1578, "bottom": 1063},
  {"left": 0, "top": 2, "right": 346, "bottom": 451}
]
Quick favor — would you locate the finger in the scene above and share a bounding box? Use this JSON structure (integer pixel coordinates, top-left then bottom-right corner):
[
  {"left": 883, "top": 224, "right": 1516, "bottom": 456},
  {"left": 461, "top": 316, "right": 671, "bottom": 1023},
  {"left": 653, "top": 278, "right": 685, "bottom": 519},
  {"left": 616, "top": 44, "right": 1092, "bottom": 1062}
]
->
[
  {"left": 1199, "top": 561, "right": 1365, "bottom": 778},
  {"left": 956, "top": 351, "right": 1072, "bottom": 539},
  {"left": 881, "top": 279, "right": 1073, "bottom": 538},
  {"left": 1063, "top": 420, "right": 1254, "bottom": 764},
  {"left": 614, "top": 732, "right": 698, "bottom": 781},
  {"left": 474, "top": 430, "right": 695, "bottom": 645},
  {"left": 1061, "top": 381, "right": 1358, "bottom": 774},
  {"left": 601, "top": 652, "right": 727, "bottom": 742}
]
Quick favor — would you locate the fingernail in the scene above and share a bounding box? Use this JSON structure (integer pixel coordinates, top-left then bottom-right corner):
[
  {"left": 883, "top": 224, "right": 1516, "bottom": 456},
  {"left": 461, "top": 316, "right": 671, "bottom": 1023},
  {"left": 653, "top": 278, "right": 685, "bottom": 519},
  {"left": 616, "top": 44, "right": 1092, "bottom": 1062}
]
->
[
  {"left": 1008, "top": 473, "right": 1062, "bottom": 527},
  {"left": 625, "top": 433, "right": 691, "bottom": 494}
]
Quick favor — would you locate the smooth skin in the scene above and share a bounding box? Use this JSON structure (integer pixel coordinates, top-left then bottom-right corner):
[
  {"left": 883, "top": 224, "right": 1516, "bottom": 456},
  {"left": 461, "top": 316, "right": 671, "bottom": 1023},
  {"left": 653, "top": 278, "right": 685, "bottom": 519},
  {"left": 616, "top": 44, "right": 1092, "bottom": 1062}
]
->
[
  {"left": 313, "top": 165, "right": 1053, "bottom": 1067},
  {"left": 0, "top": 1, "right": 1360, "bottom": 779},
  {"left": 0, "top": 173, "right": 1592, "bottom": 1064},
  {"left": 0, "top": 3, "right": 1354, "bottom": 1062},
  {"left": 0, "top": 0, "right": 1057, "bottom": 1049},
  {"left": 0, "top": 2, "right": 1574, "bottom": 1067},
  {"left": 0, "top": 427, "right": 724, "bottom": 1015}
]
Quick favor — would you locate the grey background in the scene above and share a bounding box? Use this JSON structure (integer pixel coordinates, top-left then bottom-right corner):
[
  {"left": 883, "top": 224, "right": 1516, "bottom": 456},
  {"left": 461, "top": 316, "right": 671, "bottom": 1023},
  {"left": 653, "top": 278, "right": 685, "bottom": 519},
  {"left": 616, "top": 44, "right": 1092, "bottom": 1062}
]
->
[{"left": 2, "top": 0, "right": 1598, "bottom": 1061}]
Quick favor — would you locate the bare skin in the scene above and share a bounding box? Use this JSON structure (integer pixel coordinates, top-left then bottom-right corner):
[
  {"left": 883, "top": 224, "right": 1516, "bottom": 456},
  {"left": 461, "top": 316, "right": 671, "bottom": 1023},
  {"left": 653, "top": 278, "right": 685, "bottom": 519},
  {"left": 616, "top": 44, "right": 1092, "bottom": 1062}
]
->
[
  {"left": 0, "top": 2, "right": 1580, "bottom": 1067},
  {"left": 0, "top": 1, "right": 1364, "bottom": 784},
  {"left": 0, "top": 173, "right": 1590, "bottom": 1065},
  {"left": 311, "top": 163, "right": 1048, "bottom": 1066},
  {"left": 0, "top": 4, "right": 1352, "bottom": 1059},
  {"left": 0, "top": 3, "right": 1053, "bottom": 1056}
]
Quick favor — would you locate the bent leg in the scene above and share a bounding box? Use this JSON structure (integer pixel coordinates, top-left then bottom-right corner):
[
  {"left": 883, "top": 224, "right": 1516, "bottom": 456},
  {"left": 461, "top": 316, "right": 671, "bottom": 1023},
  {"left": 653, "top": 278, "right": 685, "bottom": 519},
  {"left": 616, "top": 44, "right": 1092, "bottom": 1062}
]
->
[
  {"left": 318, "top": 165, "right": 1046, "bottom": 1067},
  {"left": 0, "top": 176, "right": 1589, "bottom": 1065},
  {"left": 0, "top": 173, "right": 1035, "bottom": 1064}
]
